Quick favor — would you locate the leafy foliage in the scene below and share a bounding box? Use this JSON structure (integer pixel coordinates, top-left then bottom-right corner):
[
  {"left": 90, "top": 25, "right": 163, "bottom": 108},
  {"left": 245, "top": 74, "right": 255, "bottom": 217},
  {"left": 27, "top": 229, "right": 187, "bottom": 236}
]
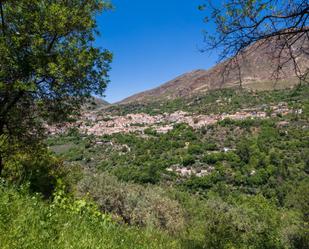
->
[
  {"left": 2, "top": 84, "right": 309, "bottom": 248},
  {"left": 78, "top": 172, "right": 185, "bottom": 235},
  {"left": 0, "top": 135, "right": 62, "bottom": 197},
  {"left": 0, "top": 0, "right": 112, "bottom": 146},
  {"left": 0, "top": 182, "right": 179, "bottom": 249}
]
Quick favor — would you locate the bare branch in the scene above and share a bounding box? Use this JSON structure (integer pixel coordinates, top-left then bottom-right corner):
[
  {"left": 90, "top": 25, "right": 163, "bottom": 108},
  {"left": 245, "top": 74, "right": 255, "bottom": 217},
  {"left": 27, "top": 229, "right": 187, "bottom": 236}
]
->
[
  {"left": 0, "top": 0, "right": 5, "bottom": 36},
  {"left": 201, "top": 0, "right": 309, "bottom": 86}
]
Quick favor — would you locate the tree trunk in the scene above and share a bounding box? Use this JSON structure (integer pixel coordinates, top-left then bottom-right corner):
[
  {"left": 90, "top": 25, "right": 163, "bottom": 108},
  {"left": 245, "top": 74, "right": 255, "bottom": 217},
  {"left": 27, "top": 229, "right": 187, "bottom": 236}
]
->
[
  {"left": 0, "top": 122, "right": 4, "bottom": 176},
  {"left": 0, "top": 152, "right": 3, "bottom": 176},
  {"left": 0, "top": 0, "right": 5, "bottom": 36}
]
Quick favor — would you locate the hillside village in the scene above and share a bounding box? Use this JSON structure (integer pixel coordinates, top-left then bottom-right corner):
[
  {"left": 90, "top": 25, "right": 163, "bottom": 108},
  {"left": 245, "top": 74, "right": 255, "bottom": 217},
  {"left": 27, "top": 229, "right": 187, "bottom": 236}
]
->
[
  {"left": 1, "top": 1, "right": 309, "bottom": 249},
  {"left": 49, "top": 102, "right": 297, "bottom": 136}
]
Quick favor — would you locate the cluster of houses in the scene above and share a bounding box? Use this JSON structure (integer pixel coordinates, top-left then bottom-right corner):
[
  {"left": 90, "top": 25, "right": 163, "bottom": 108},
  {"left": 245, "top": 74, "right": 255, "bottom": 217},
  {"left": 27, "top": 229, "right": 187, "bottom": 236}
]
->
[
  {"left": 166, "top": 165, "right": 215, "bottom": 177},
  {"left": 48, "top": 102, "right": 297, "bottom": 136},
  {"left": 47, "top": 102, "right": 300, "bottom": 178}
]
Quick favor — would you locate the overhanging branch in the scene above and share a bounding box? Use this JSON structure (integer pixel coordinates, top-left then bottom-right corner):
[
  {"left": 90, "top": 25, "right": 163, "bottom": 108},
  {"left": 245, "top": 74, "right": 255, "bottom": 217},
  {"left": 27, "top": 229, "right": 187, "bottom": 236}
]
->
[{"left": 0, "top": 0, "right": 5, "bottom": 36}]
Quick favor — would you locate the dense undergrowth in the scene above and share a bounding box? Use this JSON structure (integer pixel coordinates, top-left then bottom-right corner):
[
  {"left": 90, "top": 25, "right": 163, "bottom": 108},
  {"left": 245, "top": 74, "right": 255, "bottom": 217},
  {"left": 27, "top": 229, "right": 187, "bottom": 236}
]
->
[{"left": 0, "top": 182, "right": 179, "bottom": 249}]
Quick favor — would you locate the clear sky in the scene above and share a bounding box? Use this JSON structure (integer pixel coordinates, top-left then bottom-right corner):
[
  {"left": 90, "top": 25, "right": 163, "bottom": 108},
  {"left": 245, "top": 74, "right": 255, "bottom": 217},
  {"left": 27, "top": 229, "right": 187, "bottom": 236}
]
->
[{"left": 96, "top": 0, "right": 217, "bottom": 103}]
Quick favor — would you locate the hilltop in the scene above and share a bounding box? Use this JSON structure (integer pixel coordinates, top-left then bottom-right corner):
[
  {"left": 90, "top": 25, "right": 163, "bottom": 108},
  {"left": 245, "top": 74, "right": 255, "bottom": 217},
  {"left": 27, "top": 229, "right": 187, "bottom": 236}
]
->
[{"left": 119, "top": 36, "right": 308, "bottom": 104}]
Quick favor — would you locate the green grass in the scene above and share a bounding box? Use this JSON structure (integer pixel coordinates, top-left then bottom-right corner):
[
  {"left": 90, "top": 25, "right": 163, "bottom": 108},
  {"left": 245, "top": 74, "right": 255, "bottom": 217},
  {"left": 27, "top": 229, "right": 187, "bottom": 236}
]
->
[{"left": 0, "top": 183, "right": 180, "bottom": 249}]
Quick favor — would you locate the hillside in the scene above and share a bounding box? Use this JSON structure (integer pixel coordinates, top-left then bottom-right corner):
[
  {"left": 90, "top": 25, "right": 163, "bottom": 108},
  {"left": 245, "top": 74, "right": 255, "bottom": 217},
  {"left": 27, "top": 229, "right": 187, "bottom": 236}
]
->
[
  {"left": 2, "top": 1, "right": 309, "bottom": 249},
  {"left": 45, "top": 84, "right": 309, "bottom": 248},
  {"left": 120, "top": 37, "right": 309, "bottom": 104}
]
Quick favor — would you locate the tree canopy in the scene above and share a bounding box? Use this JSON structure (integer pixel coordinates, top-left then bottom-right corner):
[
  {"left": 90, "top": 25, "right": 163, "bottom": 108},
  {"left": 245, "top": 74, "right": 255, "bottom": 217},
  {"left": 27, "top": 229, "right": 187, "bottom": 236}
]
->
[
  {"left": 0, "top": 0, "right": 112, "bottom": 131},
  {"left": 0, "top": 0, "right": 112, "bottom": 174}
]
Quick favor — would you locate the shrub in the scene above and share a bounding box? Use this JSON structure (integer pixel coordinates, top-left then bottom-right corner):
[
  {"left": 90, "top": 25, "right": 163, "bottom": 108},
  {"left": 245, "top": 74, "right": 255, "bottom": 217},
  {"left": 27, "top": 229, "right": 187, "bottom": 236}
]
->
[
  {"left": 1, "top": 138, "right": 62, "bottom": 197},
  {"left": 187, "top": 144, "right": 203, "bottom": 155},
  {"left": 201, "top": 195, "right": 305, "bottom": 249},
  {"left": 77, "top": 172, "right": 185, "bottom": 235},
  {"left": 202, "top": 152, "right": 225, "bottom": 164},
  {"left": 113, "top": 164, "right": 161, "bottom": 184},
  {"left": 182, "top": 155, "right": 195, "bottom": 166},
  {"left": 144, "top": 128, "right": 158, "bottom": 136},
  {"left": 0, "top": 183, "right": 179, "bottom": 249}
]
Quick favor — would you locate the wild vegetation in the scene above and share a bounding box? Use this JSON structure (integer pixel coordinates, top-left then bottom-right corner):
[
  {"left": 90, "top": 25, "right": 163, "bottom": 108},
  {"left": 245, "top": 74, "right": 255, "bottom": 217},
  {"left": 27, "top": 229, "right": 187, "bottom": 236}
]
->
[
  {"left": 1, "top": 0, "right": 308, "bottom": 248},
  {"left": 106, "top": 85, "right": 309, "bottom": 116},
  {"left": 0, "top": 182, "right": 179, "bottom": 249},
  {"left": 1, "top": 84, "right": 308, "bottom": 248},
  {"left": 43, "top": 85, "right": 309, "bottom": 248}
]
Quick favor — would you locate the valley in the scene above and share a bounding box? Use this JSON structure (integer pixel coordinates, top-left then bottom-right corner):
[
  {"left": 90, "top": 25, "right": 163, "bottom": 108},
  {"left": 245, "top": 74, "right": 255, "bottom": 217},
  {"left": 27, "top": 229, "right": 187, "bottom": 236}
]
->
[
  {"left": 1, "top": 1, "right": 308, "bottom": 247},
  {"left": 48, "top": 84, "right": 309, "bottom": 197}
]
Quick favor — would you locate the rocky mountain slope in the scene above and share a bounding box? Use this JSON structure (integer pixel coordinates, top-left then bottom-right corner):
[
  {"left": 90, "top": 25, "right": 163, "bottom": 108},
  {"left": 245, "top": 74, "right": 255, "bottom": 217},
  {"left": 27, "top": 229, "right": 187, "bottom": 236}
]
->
[{"left": 120, "top": 37, "right": 309, "bottom": 104}]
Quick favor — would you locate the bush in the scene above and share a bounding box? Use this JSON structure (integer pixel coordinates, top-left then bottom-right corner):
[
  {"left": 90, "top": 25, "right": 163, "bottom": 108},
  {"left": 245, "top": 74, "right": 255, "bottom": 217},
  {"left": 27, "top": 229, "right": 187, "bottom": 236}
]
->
[
  {"left": 187, "top": 144, "right": 203, "bottom": 155},
  {"left": 202, "top": 152, "right": 225, "bottom": 164},
  {"left": 113, "top": 164, "right": 161, "bottom": 184},
  {"left": 1, "top": 137, "right": 63, "bottom": 197},
  {"left": 182, "top": 154, "right": 195, "bottom": 166},
  {"left": 201, "top": 195, "right": 305, "bottom": 249},
  {"left": 0, "top": 183, "right": 179, "bottom": 249},
  {"left": 144, "top": 128, "right": 158, "bottom": 136},
  {"left": 77, "top": 172, "right": 185, "bottom": 235}
]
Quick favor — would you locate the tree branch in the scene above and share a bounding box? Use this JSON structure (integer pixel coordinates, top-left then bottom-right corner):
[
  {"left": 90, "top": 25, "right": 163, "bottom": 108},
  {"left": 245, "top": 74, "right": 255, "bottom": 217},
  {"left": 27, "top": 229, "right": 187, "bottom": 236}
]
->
[
  {"left": 47, "top": 34, "right": 58, "bottom": 53},
  {"left": 0, "top": 91, "right": 25, "bottom": 119},
  {"left": 0, "top": 0, "right": 5, "bottom": 36}
]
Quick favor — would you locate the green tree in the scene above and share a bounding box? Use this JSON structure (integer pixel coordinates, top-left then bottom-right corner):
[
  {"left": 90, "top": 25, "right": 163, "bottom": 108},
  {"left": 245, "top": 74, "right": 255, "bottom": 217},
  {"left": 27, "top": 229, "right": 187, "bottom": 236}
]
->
[
  {"left": 202, "top": 195, "right": 301, "bottom": 249},
  {"left": 0, "top": 0, "right": 112, "bottom": 175}
]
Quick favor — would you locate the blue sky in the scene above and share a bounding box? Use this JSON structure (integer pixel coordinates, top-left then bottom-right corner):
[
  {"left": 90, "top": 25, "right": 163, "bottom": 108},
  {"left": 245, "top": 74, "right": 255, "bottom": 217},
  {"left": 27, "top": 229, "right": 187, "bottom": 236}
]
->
[{"left": 96, "top": 0, "right": 217, "bottom": 103}]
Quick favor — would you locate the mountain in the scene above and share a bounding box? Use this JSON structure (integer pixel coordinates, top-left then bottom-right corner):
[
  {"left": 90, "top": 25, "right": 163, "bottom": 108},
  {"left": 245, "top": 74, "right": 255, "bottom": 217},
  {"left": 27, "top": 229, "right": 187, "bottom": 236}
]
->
[{"left": 119, "top": 37, "right": 309, "bottom": 104}]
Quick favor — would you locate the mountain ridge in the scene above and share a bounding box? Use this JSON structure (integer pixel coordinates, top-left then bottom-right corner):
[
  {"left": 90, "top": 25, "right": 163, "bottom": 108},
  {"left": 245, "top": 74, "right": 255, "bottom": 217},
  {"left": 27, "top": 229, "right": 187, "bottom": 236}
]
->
[{"left": 119, "top": 37, "right": 308, "bottom": 105}]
